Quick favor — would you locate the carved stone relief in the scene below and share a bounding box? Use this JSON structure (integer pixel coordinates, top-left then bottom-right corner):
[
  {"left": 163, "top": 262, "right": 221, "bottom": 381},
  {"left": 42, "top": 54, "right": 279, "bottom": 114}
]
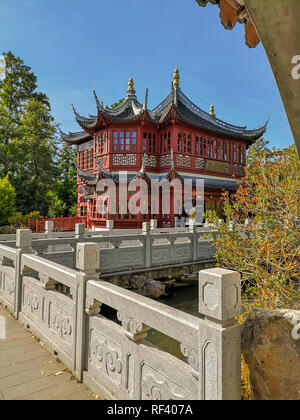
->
[{"left": 141, "top": 363, "right": 190, "bottom": 400}]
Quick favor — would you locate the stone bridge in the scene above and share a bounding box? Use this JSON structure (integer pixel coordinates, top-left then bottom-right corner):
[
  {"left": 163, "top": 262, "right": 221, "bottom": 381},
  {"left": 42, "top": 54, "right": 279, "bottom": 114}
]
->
[{"left": 0, "top": 226, "right": 242, "bottom": 400}]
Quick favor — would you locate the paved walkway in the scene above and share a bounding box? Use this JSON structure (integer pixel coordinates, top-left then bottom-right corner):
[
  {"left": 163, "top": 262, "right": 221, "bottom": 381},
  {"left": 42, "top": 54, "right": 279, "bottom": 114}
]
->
[{"left": 0, "top": 304, "right": 96, "bottom": 400}]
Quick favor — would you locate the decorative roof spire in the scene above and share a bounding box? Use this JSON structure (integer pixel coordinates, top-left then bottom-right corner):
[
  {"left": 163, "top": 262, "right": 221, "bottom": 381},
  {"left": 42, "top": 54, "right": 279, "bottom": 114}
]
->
[
  {"left": 93, "top": 90, "right": 104, "bottom": 112},
  {"left": 210, "top": 104, "right": 216, "bottom": 117},
  {"left": 143, "top": 88, "right": 149, "bottom": 111},
  {"left": 127, "top": 74, "right": 136, "bottom": 96},
  {"left": 173, "top": 66, "right": 180, "bottom": 88}
]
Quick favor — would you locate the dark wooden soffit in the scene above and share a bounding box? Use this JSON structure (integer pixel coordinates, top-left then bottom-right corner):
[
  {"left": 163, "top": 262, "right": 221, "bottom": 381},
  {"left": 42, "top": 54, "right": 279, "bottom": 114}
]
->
[{"left": 195, "top": 0, "right": 260, "bottom": 48}]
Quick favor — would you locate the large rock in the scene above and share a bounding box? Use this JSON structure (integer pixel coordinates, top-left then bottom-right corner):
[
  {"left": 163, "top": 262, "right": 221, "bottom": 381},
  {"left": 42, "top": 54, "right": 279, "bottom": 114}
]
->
[
  {"left": 140, "top": 280, "right": 166, "bottom": 299},
  {"left": 130, "top": 275, "right": 166, "bottom": 299},
  {"left": 130, "top": 275, "right": 148, "bottom": 291},
  {"left": 242, "top": 308, "right": 300, "bottom": 400}
]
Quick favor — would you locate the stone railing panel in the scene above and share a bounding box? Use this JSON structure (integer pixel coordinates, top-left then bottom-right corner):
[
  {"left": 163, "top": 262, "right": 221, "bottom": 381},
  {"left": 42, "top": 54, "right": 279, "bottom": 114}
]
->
[
  {"left": 0, "top": 231, "right": 241, "bottom": 400},
  {"left": 99, "top": 246, "right": 145, "bottom": 273},
  {"left": 85, "top": 314, "right": 197, "bottom": 400},
  {"left": 86, "top": 280, "right": 199, "bottom": 347},
  {"left": 151, "top": 242, "right": 193, "bottom": 266},
  {"left": 0, "top": 245, "right": 17, "bottom": 312},
  {"left": 21, "top": 275, "right": 75, "bottom": 366},
  {"left": 19, "top": 253, "right": 78, "bottom": 370},
  {"left": 0, "top": 265, "right": 16, "bottom": 311}
]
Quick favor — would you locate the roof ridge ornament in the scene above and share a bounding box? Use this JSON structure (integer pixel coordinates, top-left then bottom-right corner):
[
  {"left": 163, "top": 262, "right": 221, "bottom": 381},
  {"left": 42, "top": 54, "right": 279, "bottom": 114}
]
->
[
  {"left": 165, "top": 149, "right": 184, "bottom": 182},
  {"left": 143, "top": 88, "right": 149, "bottom": 111},
  {"left": 93, "top": 90, "right": 106, "bottom": 113},
  {"left": 127, "top": 74, "right": 136, "bottom": 96},
  {"left": 173, "top": 66, "right": 180, "bottom": 88},
  {"left": 210, "top": 104, "right": 216, "bottom": 117},
  {"left": 173, "top": 66, "right": 180, "bottom": 107},
  {"left": 71, "top": 104, "right": 78, "bottom": 116}
]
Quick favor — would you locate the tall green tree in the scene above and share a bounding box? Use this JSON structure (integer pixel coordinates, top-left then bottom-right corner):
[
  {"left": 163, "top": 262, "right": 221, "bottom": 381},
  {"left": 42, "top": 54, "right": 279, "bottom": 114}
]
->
[
  {"left": 0, "top": 51, "right": 49, "bottom": 177},
  {"left": 12, "top": 98, "right": 58, "bottom": 215},
  {"left": 0, "top": 51, "right": 59, "bottom": 216}
]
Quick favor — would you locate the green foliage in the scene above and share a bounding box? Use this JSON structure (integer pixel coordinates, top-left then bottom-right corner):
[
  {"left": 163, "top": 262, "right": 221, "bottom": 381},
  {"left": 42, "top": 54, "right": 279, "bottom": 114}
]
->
[
  {"left": 0, "top": 51, "right": 49, "bottom": 178},
  {"left": 0, "top": 175, "right": 16, "bottom": 225},
  {"left": 8, "top": 212, "right": 25, "bottom": 227},
  {"left": 207, "top": 144, "right": 300, "bottom": 315},
  {"left": 0, "top": 51, "right": 80, "bottom": 219},
  {"left": 12, "top": 98, "right": 58, "bottom": 215},
  {"left": 0, "top": 226, "right": 16, "bottom": 234},
  {"left": 47, "top": 190, "right": 66, "bottom": 218},
  {"left": 26, "top": 211, "right": 44, "bottom": 221},
  {"left": 110, "top": 98, "right": 124, "bottom": 109},
  {"left": 70, "top": 203, "right": 78, "bottom": 217},
  {"left": 9, "top": 211, "right": 43, "bottom": 227},
  {"left": 0, "top": 51, "right": 60, "bottom": 217},
  {"left": 52, "top": 142, "right": 77, "bottom": 216}
]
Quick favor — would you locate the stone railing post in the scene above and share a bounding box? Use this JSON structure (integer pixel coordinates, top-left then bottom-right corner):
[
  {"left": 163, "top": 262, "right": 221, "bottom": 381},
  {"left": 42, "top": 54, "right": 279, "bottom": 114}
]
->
[
  {"left": 189, "top": 219, "right": 198, "bottom": 261},
  {"left": 142, "top": 222, "right": 151, "bottom": 268},
  {"left": 15, "top": 229, "right": 34, "bottom": 318},
  {"left": 106, "top": 220, "right": 114, "bottom": 232},
  {"left": 150, "top": 219, "right": 157, "bottom": 232},
  {"left": 45, "top": 220, "right": 54, "bottom": 237},
  {"left": 198, "top": 268, "right": 241, "bottom": 400},
  {"left": 75, "top": 242, "right": 99, "bottom": 380},
  {"left": 45, "top": 221, "right": 54, "bottom": 252},
  {"left": 75, "top": 223, "right": 85, "bottom": 241}
]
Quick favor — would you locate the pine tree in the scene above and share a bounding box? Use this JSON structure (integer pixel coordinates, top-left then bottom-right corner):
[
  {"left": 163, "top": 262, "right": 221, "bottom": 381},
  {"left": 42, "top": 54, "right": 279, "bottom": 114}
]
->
[
  {"left": 0, "top": 51, "right": 58, "bottom": 215},
  {"left": 0, "top": 51, "right": 49, "bottom": 177},
  {"left": 13, "top": 98, "right": 58, "bottom": 215}
]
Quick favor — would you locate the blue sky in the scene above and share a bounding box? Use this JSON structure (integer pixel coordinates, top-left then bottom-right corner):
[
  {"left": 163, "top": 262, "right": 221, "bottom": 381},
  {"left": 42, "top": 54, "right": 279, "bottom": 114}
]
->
[{"left": 0, "top": 0, "right": 294, "bottom": 148}]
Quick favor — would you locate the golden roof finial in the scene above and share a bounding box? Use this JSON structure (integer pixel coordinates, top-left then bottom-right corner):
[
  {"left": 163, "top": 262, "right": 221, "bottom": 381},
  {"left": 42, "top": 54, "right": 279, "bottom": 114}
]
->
[
  {"left": 128, "top": 74, "right": 134, "bottom": 90},
  {"left": 210, "top": 104, "right": 215, "bottom": 116},
  {"left": 173, "top": 65, "right": 180, "bottom": 88}
]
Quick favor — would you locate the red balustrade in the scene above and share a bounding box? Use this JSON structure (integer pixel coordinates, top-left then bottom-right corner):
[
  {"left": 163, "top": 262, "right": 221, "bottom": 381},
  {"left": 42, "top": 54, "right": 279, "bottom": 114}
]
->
[{"left": 28, "top": 216, "right": 87, "bottom": 233}]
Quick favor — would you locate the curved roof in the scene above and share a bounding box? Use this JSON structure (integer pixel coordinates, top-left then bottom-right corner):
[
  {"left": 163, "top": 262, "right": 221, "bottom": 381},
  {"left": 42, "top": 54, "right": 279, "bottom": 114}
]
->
[
  {"left": 77, "top": 167, "right": 98, "bottom": 186},
  {"left": 62, "top": 77, "right": 268, "bottom": 144},
  {"left": 60, "top": 129, "right": 93, "bottom": 144},
  {"left": 172, "top": 89, "right": 269, "bottom": 141}
]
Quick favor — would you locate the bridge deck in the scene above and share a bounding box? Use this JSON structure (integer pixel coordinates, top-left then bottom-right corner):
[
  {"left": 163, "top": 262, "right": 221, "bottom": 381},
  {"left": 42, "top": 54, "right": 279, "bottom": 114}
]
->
[{"left": 0, "top": 304, "right": 98, "bottom": 400}]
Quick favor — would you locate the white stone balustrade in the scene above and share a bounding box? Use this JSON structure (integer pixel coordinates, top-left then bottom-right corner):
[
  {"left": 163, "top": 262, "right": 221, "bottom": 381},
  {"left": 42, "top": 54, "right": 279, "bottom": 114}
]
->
[{"left": 0, "top": 230, "right": 241, "bottom": 400}]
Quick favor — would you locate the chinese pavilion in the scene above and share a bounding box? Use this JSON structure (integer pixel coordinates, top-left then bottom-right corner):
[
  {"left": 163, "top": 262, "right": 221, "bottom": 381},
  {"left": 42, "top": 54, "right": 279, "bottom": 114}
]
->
[{"left": 61, "top": 68, "right": 268, "bottom": 229}]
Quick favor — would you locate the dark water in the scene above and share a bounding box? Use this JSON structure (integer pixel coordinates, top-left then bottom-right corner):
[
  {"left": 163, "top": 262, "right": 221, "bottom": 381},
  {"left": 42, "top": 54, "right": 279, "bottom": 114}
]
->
[{"left": 146, "top": 284, "right": 200, "bottom": 359}]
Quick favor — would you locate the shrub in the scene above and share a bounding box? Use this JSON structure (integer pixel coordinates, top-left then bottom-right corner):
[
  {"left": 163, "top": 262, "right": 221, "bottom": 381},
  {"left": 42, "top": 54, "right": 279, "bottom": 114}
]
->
[
  {"left": 0, "top": 175, "right": 16, "bottom": 226},
  {"left": 206, "top": 144, "right": 300, "bottom": 400},
  {"left": 8, "top": 211, "right": 44, "bottom": 227},
  {"left": 207, "top": 144, "right": 300, "bottom": 314},
  {"left": 70, "top": 203, "right": 78, "bottom": 217},
  {"left": 0, "top": 226, "right": 16, "bottom": 234},
  {"left": 47, "top": 190, "right": 66, "bottom": 218}
]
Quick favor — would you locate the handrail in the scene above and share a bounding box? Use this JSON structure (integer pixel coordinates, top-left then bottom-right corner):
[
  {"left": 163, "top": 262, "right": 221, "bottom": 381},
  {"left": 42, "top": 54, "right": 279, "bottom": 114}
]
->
[
  {"left": 0, "top": 244, "right": 17, "bottom": 261},
  {"left": 87, "top": 279, "right": 200, "bottom": 345},
  {"left": 21, "top": 253, "right": 77, "bottom": 287}
]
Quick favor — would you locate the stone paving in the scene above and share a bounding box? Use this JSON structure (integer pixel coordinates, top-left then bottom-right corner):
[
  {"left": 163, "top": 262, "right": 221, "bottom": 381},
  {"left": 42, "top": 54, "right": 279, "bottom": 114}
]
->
[{"left": 0, "top": 304, "right": 96, "bottom": 400}]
